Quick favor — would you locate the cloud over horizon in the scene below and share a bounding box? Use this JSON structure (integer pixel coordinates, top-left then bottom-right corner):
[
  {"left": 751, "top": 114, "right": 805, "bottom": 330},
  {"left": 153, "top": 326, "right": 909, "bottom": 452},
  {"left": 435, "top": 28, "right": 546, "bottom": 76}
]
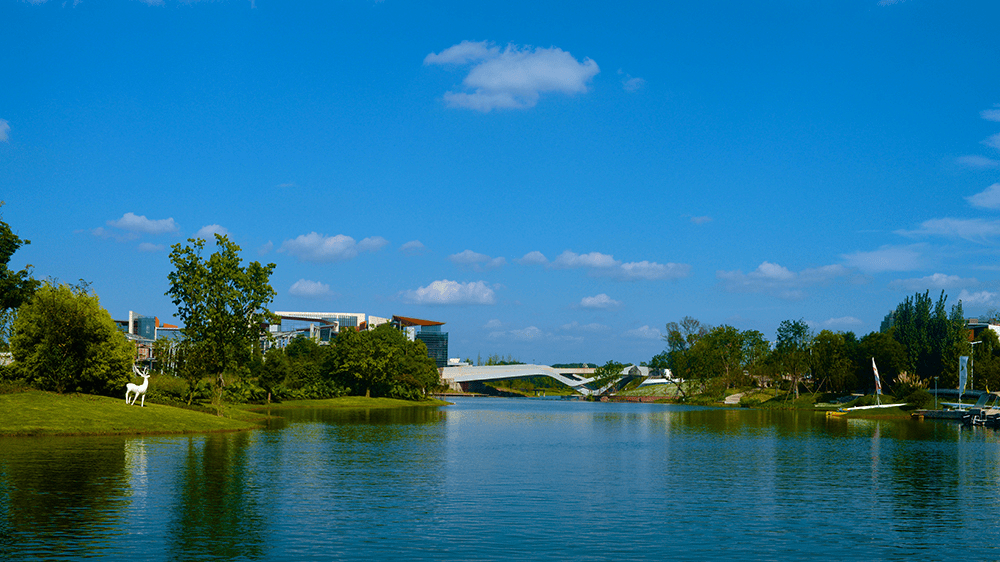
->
[
  {"left": 289, "top": 279, "right": 334, "bottom": 299},
  {"left": 579, "top": 293, "right": 621, "bottom": 309},
  {"left": 717, "top": 261, "right": 851, "bottom": 300},
  {"left": 106, "top": 212, "right": 179, "bottom": 235},
  {"left": 279, "top": 232, "right": 389, "bottom": 262},
  {"left": 402, "top": 279, "right": 496, "bottom": 305},
  {"left": 424, "top": 41, "right": 599, "bottom": 112},
  {"left": 449, "top": 249, "right": 506, "bottom": 270}
]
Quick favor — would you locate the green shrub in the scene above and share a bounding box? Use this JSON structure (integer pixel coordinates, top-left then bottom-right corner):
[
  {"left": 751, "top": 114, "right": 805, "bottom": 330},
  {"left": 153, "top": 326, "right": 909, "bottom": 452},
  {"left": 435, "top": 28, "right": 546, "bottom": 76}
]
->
[
  {"left": 902, "top": 388, "right": 934, "bottom": 410},
  {"left": 144, "top": 374, "right": 192, "bottom": 405}
]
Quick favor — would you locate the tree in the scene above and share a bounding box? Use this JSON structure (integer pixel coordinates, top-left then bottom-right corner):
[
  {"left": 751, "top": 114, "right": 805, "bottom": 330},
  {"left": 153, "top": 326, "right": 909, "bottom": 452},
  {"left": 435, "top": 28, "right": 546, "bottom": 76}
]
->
[
  {"left": 259, "top": 347, "right": 290, "bottom": 403},
  {"left": 661, "top": 316, "right": 710, "bottom": 397},
  {"left": 0, "top": 202, "right": 41, "bottom": 350},
  {"left": 166, "top": 235, "right": 277, "bottom": 389},
  {"left": 811, "top": 330, "right": 855, "bottom": 393},
  {"left": 328, "top": 324, "right": 439, "bottom": 399},
  {"left": 774, "top": 319, "right": 812, "bottom": 399},
  {"left": 973, "top": 329, "right": 1000, "bottom": 392},
  {"left": 589, "top": 360, "right": 627, "bottom": 397},
  {"left": 9, "top": 281, "right": 133, "bottom": 395},
  {"left": 856, "top": 331, "right": 907, "bottom": 393}
]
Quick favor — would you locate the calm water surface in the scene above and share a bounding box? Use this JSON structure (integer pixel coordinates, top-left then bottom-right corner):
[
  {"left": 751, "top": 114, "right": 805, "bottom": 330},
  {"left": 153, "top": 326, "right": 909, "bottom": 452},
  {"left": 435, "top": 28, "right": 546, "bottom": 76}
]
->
[{"left": 2, "top": 397, "right": 999, "bottom": 561}]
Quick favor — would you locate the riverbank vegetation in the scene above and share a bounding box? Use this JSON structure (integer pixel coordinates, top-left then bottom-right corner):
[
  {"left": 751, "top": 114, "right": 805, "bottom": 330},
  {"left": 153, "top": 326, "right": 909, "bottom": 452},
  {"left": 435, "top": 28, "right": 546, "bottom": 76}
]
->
[
  {"left": 0, "top": 228, "right": 445, "bottom": 420},
  {"left": 641, "top": 294, "right": 971, "bottom": 410}
]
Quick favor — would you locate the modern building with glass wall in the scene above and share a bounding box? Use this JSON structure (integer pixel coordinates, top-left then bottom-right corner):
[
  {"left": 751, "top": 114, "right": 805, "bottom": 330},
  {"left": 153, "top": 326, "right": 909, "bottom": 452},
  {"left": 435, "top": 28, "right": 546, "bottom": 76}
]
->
[{"left": 392, "top": 316, "right": 449, "bottom": 368}]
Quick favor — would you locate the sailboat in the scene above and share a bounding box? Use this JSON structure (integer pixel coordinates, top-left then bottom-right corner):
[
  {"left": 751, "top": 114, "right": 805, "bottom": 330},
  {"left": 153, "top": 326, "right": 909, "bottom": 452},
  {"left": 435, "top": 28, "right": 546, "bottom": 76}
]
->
[{"left": 837, "top": 358, "right": 906, "bottom": 412}]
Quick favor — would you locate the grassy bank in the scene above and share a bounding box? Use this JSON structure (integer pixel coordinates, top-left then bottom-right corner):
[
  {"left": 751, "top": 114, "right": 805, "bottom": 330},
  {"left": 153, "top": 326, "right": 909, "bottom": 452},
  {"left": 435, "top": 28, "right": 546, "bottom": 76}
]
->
[
  {"left": 0, "top": 391, "right": 266, "bottom": 436},
  {"left": 0, "top": 391, "right": 449, "bottom": 437}
]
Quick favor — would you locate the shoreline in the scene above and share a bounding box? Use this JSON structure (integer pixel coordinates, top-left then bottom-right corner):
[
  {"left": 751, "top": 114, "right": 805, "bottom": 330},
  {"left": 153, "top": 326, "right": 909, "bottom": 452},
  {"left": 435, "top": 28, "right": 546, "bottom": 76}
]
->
[{"left": 0, "top": 391, "right": 448, "bottom": 438}]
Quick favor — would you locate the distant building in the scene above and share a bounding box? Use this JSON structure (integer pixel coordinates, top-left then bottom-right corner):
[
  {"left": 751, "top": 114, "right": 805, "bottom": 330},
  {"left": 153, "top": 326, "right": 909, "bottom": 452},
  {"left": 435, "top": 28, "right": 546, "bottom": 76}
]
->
[
  {"left": 113, "top": 311, "right": 180, "bottom": 366},
  {"left": 966, "top": 318, "right": 1000, "bottom": 341},
  {"left": 268, "top": 311, "right": 450, "bottom": 368},
  {"left": 392, "top": 315, "right": 449, "bottom": 368}
]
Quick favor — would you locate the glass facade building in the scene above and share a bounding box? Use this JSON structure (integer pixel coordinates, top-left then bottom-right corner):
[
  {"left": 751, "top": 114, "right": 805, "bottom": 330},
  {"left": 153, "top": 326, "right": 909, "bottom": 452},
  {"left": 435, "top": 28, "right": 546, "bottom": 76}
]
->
[{"left": 415, "top": 325, "right": 449, "bottom": 369}]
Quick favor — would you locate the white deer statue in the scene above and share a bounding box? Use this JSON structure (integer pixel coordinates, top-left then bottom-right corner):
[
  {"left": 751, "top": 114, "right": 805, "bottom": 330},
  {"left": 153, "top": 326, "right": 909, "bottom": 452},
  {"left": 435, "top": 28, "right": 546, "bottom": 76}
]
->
[{"left": 126, "top": 365, "right": 151, "bottom": 407}]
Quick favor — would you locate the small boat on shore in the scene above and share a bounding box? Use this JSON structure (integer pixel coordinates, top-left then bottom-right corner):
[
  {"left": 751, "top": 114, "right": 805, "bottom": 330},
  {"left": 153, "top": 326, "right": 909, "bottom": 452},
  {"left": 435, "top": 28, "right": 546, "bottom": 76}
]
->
[{"left": 962, "top": 392, "right": 1000, "bottom": 427}]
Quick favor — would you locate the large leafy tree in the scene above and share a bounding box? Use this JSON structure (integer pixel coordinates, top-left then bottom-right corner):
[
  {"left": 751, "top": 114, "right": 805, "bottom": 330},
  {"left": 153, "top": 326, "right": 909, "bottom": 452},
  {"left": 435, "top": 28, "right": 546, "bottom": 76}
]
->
[
  {"left": 9, "top": 281, "right": 133, "bottom": 395},
  {"left": 774, "top": 319, "right": 812, "bottom": 399},
  {"left": 589, "top": 360, "right": 627, "bottom": 396},
  {"left": 0, "top": 203, "right": 41, "bottom": 349},
  {"left": 166, "top": 235, "right": 277, "bottom": 388},
  {"left": 887, "top": 291, "right": 969, "bottom": 381},
  {"left": 811, "top": 330, "right": 856, "bottom": 393},
  {"left": 328, "top": 324, "right": 439, "bottom": 399}
]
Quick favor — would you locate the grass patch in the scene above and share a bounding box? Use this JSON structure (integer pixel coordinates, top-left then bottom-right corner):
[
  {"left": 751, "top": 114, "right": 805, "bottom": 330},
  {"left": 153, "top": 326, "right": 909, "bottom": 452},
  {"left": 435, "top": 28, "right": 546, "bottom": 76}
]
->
[
  {"left": 242, "top": 396, "right": 449, "bottom": 411},
  {"left": 0, "top": 390, "right": 266, "bottom": 437}
]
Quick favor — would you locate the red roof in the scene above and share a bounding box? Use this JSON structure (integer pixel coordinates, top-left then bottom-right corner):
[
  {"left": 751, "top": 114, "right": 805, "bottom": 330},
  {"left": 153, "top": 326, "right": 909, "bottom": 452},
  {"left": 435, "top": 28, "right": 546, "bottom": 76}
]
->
[{"left": 392, "top": 315, "right": 445, "bottom": 327}]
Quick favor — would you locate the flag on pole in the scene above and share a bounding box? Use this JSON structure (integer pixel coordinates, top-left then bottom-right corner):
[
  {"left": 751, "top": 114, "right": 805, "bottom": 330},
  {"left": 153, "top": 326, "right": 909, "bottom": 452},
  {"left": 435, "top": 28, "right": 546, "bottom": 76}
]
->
[
  {"left": 872, "top": 357, "right": 882, "bottom": 395},
  {"left": 960, "top": 356, "right": 969, "bottom": 394}
]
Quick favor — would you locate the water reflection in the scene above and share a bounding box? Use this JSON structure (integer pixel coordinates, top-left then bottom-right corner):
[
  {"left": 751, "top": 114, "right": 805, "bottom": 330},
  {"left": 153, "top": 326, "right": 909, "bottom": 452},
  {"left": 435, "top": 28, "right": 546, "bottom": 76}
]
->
[
  {"left": 166, "top": 432, "right": 267, "bottom": 560},
  {"left": 6, "top": 400, "right": 1000, "bottom": 559},
  {"left": 0, "top": 436, "right": 129, "bottom": 560}
]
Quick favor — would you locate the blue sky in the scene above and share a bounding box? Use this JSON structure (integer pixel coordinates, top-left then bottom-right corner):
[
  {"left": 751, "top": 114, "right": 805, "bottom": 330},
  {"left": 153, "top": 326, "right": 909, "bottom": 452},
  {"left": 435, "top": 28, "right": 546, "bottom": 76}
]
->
[{"left": 3, "top": 0, "right": 1000, "bottom": 365}]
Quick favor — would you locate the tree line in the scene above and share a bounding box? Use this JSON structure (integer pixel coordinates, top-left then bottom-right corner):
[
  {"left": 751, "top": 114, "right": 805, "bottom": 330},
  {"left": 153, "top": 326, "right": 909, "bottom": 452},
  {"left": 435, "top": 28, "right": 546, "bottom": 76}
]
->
[
  {"left": 650, "top": 291, "right": 977, "bottom": 401},
  {"left": 0, "top": 220, "right": 440, "bottom": 404}
]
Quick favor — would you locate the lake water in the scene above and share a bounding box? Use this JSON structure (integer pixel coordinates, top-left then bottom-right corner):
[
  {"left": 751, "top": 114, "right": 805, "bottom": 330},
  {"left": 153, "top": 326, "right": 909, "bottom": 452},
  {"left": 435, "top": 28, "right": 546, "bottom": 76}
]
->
[{"left": 2, "top": 397, "right": 999, "bottom": 561}]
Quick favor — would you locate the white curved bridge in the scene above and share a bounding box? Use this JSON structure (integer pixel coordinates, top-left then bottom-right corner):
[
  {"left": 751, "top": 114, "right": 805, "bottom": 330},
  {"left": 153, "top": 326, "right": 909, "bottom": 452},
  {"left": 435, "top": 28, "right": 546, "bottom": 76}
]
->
[{"left": 441, "top": 364, "right": 652, "bottom": 396}]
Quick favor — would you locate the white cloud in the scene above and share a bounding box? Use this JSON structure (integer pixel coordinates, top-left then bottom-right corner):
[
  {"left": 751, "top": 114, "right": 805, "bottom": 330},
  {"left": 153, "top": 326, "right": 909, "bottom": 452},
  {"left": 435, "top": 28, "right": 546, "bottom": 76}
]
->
[
  {"left": 625, "top": 325, "right": 662, "bottom": 340},
  {"left": 717, "top": 261, "right": 851, "bottom": 299},
  {"left": 399, "top": 240, "right": 426, "bottom": 255},
  {"left": 897, "top": 218, "right": 1000, "bottom": 244},
  {"left": 551, "top": 250, "right": 618, "bottom": 269},
  {"left": 424, "top": 40, "right": 499, "bottom": 65},
  {"left": 195, "top": 224, "right": 229, "bottom": 239},
  {"left": 518, "top": 250, "right": 548, "bottom": 265},
  {"left": 690, "top": 216, "right": 712, "bottom": 225},
  {"left": 545, "top": 250, "right": 690, "bottom": 280},
  {"left": 279, "top": 232, "right": 388, "bottom": 262},
  {"left": 510, "top": 326, "right": 543, "bottom": 340},
  {"left": 358, "top": 236, "right": 389, "bottom": 252},
  {"left": 579, "top": 293, "right": 621, "bottom": 309},
  {"left": 137, "top": 242, "right": 164, "bottom": 252},
  {"left": 258, "top": 241, "right": 274, "bottom": 255},
  {"left": 956, "top": 155, "right": 1000, "bottom": 169},
  {"left": 959, "top": 289, "right": 997, "bottom": 307},
  {"left": 618, "top": 70, "right": 646, "bottom": 92},
  {"left": 561, "top": 321, "right": 609, "bottom": 332},
  {"left": 425, "top": 41, "right": 599, "bottom": 112},
  {"left": 449, "top": 249, "right": 506, "bottom": 269},
  {"left": 107, "top": 212, "right": 178, "bottom": 235},
  {"left": 402, "top": 279, "right": 496, "bottom": 305},
  {"left": 821, "top": 317, "right": 863, "bottom": 328},
  {"left": 982, "top": 108, "right": 1000, "bottom": 122},
  {"left": 966, "top": 183, "right": 1000, "bottom": 209},
  {"left": 0, "top": 119, "right": 9, "bottom": 142},
  {"left": 289, "top": 279, "right": 334, "bottom": 299},
  {"left": 889, "top": 273, "right": 978, "bottom": 292},
  {"left": 483, "top": 318, "right": 503, "bottom": 329},
  {"left": 841, "top": 245, "right": 923, "bottom": 273},
  {"left": 983, "top": 133, "right": 1000, "bottom": 151},
  {"left": 620, "top": 260, "right": 691, "bottom": 280}
]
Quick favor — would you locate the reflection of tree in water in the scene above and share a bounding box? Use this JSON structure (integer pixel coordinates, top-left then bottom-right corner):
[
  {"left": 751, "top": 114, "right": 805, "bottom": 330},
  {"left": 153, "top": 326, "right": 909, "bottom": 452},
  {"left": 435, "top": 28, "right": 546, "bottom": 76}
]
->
[
  {"left": 167, "top": 432, "right": 266, "bottom": 561},
  {"left": 0, "top": 436, "right": 129, "bottom": 559}
]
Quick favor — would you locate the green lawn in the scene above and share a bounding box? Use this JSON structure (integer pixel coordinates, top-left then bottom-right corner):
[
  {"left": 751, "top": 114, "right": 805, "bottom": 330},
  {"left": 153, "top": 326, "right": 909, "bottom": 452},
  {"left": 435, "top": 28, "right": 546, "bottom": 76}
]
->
[
  {"left": 0, "top": 391, "right": 265, "bottom": 436},
  {"left": 0, "top": 392, "right": 449, "bottom": 437}
]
